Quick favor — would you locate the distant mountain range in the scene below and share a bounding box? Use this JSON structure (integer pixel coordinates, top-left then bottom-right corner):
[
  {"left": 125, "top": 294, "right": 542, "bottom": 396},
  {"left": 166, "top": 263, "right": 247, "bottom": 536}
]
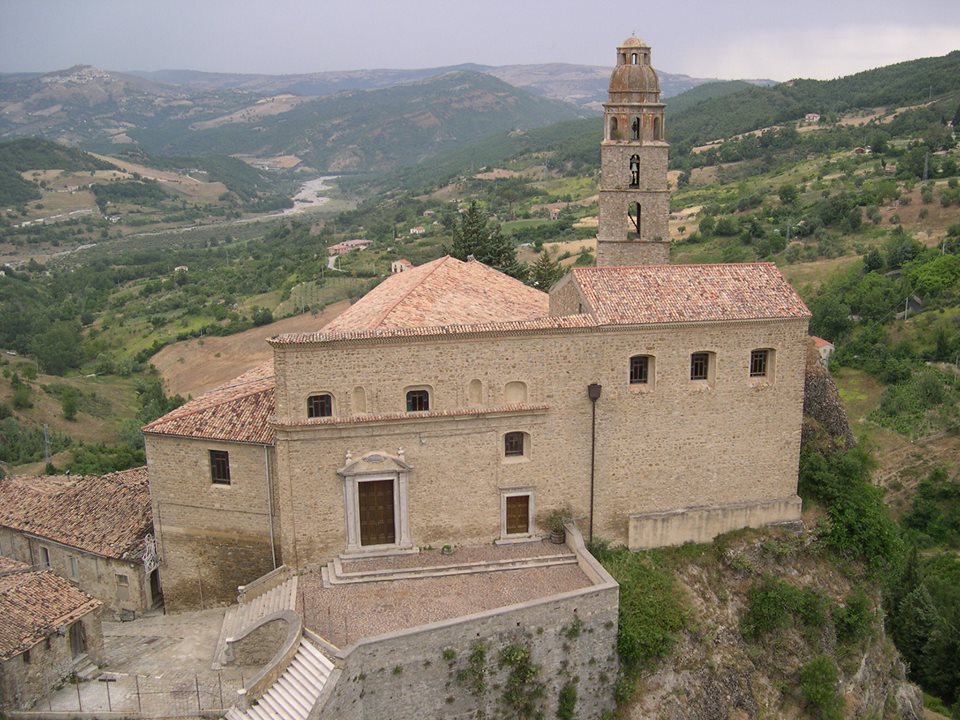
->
[{"left": 128, "top": 63, "right": 772, "bottom": 109}]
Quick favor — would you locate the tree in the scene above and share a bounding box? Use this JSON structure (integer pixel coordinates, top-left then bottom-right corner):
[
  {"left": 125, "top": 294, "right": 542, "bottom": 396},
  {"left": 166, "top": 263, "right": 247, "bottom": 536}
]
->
[
  {"left": 448, "top": 202, "right": 527, "bottom": 280},
  {"left": 863, "top": 248, "right": 884, "bottom": 273},
  {"left": 528, "top": 249, "right": 566, "bottom": 291},
  {"left": 61, "top": 388, "right": 78, "bottom": 421},
  {"left": 778, "top": 183, "right": 799, "bottom": 205},
  {"left": 29, "top": 320, "right": 82, "bottom": 375}
]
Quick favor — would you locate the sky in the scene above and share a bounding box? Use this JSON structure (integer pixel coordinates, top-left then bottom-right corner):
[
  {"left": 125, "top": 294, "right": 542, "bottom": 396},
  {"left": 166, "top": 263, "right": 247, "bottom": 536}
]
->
[{"left": 1, "top": 0, "right": 959, "bottom": 82}]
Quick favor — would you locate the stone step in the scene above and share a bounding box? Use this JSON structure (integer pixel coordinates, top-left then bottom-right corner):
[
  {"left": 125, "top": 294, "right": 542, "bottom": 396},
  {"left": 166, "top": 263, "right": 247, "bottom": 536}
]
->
[
  {"left": 213, "top": 576, "right": 299, "bottom": 669},
  {"left": 324, "top": 553, "right": 577, "bottom": 586}
]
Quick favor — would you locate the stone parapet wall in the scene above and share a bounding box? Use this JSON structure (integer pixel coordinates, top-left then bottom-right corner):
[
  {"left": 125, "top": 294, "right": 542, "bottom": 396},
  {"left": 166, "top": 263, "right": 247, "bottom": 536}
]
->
[
  {"left": 628, "top": 495, "right": 803, "bottom": 550},
  {"left": 316, "top": 583, "right": 619, "bottom": 720}
]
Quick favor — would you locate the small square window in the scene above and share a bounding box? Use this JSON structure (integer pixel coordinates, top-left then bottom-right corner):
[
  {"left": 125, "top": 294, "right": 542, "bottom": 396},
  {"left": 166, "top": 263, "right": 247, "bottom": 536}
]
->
[
  {"left": 690, "top": 352, "right": 709, "bottom": 381},
  {"left": 210, "top": 450, "right": 231, "bottom": 485},
  {"left": 116, "top": 573, "right": 129, "bottom": 587},
  {"left": 504, "top": 431, "right": 525, "bottom": 457},
  {"left": 629, "top": 355, "right": 649, "bottom": 384},
  {"left": 750, "top": 349, "right": 768, "bottom": 378},
  {"left": 406, "top": 389, "right": 430, "bottom": 412},
  {"left": 307, "top": 394, "right": 332, "bottom": 418}
]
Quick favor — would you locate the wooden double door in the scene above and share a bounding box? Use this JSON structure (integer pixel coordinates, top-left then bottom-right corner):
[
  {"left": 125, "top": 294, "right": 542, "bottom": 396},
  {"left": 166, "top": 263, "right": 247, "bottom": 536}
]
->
[{"left": 358, "top": 479, "right": 396, "bottom": 546}]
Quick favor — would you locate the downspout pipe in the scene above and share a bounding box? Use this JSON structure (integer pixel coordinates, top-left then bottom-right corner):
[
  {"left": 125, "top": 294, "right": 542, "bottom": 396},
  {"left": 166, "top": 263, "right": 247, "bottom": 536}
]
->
[
  {"left": 587, "top": 383, "right": 602, "bottom": 543},
  {"left": 265, "top": 446, "right": 278, "bottom": 570}
]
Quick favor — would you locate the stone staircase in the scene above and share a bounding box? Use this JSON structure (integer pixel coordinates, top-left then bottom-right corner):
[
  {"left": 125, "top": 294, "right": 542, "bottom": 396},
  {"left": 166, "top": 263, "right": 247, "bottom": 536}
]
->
[
  {"left": 224, "top": 637, "right": 334, "bottom": 720},
  {"left": 214, "top": 575, "right": 298, "bottom": 668},
  {"left": 321, "top": 550, "right": 578, "bottom": 586}
]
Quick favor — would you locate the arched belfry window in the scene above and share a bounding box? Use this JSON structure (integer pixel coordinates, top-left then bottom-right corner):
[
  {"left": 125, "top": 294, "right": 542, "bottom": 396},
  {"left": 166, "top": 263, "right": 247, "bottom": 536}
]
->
[
  {"left": 653, "top": 116, "right": 662, "bottom": 141},
  {"left": 629, "top": 155, "right": 640, "bottom": 188},
  {"left": 619, "top": 52, "right": 627, "bottom": 65},
  {"left": 631, "top": 53, "right": 638, "bottom": 64},
  {"left": 631, "top": 117, "right": 641, "bottom": 140},
  {"left": 628, "top": 202, "right": 642, "bottom": 237},
  {"left": 609, "top": 116, "right": 618, "bottom": 140}
]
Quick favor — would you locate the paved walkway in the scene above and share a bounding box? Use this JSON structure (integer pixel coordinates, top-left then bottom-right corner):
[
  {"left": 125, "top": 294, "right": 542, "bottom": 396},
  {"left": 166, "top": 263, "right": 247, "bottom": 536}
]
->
[
  {"left": 301, "top": 561, "right": 592, "bottom": 648},
  {"left": 35, "top": 607, "right": 256, "bottom": 716}
]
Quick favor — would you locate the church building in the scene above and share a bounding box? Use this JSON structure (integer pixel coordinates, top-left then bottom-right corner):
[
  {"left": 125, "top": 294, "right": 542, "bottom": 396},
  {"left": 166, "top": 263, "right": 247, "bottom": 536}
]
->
[{"left": 143, "top": 37, "right": 811, "bottom": 611}]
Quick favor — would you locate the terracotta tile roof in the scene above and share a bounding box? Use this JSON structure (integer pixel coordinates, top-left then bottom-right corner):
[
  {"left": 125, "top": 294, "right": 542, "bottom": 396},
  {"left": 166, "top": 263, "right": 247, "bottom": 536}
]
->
[
  {"left": 272, "top": 262, "right": 808, "bottom": 346},
  {"left": 568, "top": 264, "right": 811, "bottom": 324},
  {"left": 319, "top": 256, "right": 549, "bottom": 333},
  {"left": 141, "top": 361, "right": 276, "bottom": 445},
  {"left": 811, "top": 335, "right": 835, "bottom": 348},
  {"left": 0, "top": 556, "right": 30, "bottom": 576},
  {"left": 0, "top": 568, "right": 101, "bottom": 660},
  {"left": 0, "top": 467, "right": 152, "bottom": 561}
]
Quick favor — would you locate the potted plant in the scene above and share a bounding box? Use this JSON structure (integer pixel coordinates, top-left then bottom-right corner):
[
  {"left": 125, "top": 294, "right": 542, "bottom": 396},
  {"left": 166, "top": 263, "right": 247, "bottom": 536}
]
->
[{"left": 548, "top": 509, "right": 567, "bottom": 545}]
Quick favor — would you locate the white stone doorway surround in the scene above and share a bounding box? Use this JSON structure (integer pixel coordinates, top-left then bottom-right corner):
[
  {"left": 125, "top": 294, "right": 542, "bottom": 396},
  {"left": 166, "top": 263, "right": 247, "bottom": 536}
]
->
[{"left": 337, "top": 450, "right": 414, "bottom": 556}]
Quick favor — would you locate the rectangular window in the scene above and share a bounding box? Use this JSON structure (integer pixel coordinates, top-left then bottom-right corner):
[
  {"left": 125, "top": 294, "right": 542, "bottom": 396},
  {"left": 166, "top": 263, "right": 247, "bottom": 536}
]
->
[
  {"left": 22, "top": 649, "right": 30, "bottom": 664},
  {"left": 629, "top": 356, "right": 649, "bottom": 384},
  {"left": 406, "top": 389, "right": 430, "bottom": 412},
  {"left": 69, "top": 555, "right": 79, "bottom": 578},
  {"left": 39, "top": 546, "right": 50, "bottom": 569},
  {"left": 750, "top": 349, "right": 769, "bottom": 378},
  {"left": 690, "top": 352, "right": 709, "bottom": 381},
  {"left": 504, "top": 431, "right": 525, "bottom": 457},
  {"left": 116, "top": 573, "right": 129, "bottom": 587},
  {"left": 116, "top": 573, "right": 129, "bottom": 601},
  {"left": 210, "top": 450, "right": 231, "bottom": 485},
  {"left": 307, "top": 394, "right": 332, "bottom": 418}
]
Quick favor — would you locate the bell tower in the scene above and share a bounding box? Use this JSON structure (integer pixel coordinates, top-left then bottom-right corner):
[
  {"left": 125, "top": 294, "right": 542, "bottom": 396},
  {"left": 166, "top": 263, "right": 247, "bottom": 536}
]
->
[{"left": 596, "top": 36, "right": 670, "bottom": 266}]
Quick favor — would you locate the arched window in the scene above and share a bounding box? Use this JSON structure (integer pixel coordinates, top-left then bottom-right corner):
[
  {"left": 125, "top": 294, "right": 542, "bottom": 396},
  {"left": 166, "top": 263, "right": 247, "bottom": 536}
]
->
[
  {"left": 307, "top": 393, "right": 333, "bottom": 418},
  {"left": 631, "top": 53, "right": 638, "bottom": 65},
  {"left": 629, "top": 155, "right": 640, "bottom": 187},
  {"left": 467, "top": 379, "right": 483, "bottom": 405},
  {"left": 352, "top": 386, "right": 367, "bottom": 414},
  {"left": 609, "top": 116, "right": 618, "bottom": 140},
  {"left": 653, "top": 116, "right": 662, "bottom": 141},
  {"left": 631, "top": 116, "right": 641, "bottom": 140},
  {"left": 405, "top": 388, "right": 430, "bottom": 412},
  {"left": 504, "top": 381, "right": 527, "bottom": 403}
]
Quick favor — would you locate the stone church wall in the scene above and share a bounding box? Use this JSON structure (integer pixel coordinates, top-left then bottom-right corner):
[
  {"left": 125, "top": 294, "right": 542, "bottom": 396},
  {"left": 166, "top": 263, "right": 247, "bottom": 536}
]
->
[{"left": 272, "top": 317, "right": 808, "bottom": 570}]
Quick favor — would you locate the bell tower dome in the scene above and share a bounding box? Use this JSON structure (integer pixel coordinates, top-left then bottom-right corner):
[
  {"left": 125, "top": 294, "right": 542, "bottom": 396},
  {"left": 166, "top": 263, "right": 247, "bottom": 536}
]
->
[{"left": 596, "top": 35, "right": 670, "bottom": 266}]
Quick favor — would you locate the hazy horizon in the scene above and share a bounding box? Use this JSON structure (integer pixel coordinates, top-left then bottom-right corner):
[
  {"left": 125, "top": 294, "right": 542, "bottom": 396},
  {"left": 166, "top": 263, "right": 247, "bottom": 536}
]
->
[{"left": 1, "top": 0, "right": 959, "bottom": 82}]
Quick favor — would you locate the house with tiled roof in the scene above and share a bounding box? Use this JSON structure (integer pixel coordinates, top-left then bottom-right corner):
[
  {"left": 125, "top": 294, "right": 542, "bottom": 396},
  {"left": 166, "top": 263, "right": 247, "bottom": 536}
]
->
[
  {"left": 0, "top": 467, "right": 160, "bottom": 617},
  {"left": 144, "top": 37, "right": 812, "bottom": 611},
  {"left": 0, "top": 557, "right": 103, "bottom": 711}
]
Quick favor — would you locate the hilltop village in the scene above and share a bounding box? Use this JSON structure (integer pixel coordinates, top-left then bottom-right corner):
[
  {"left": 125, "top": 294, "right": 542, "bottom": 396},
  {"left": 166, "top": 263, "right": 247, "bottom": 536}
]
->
[{"left": 3, "top": 37, "right": 923, "bottom": 720}]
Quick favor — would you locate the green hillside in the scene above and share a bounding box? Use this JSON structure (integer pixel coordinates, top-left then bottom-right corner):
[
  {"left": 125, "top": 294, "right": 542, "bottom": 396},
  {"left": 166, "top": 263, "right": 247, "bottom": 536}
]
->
[
  {"left": 0, "top": 137, "right": 116, "bottom": 206},
  {"left": 667, "top": 51, "right": 960, "bottom": 149}
]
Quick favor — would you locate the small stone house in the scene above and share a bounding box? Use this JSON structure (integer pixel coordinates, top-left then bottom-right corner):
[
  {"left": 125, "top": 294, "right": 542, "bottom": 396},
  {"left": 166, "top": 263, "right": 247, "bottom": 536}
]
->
[
  {"left": 0, "top": 556, "right": 103, "bottom": 711},
  {"left": 0, "top": 467, "right": 160, "bottom": 618}
]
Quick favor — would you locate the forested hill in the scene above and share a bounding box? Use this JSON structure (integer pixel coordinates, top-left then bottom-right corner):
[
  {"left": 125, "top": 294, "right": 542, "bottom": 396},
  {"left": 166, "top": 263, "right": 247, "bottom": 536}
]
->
[
  {"left": 0, "top": 137, "right": 116, "bottom": 206},
  {"left": 668, "top": 51, "right": 960, "bottom": 149}
]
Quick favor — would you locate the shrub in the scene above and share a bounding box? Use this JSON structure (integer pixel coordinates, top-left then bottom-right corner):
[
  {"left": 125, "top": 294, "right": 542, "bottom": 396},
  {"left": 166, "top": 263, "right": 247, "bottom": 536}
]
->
[
  {"left": 741, "top": 576, "right": 830, "bottom": 641},
  {"left": 833, "top": 590, "right": 875, "bottom": 644},
  {"left": 800, "top": 655, "right": 843, "bottom": 720},
  {"left": 589, "top": 542, "right": 687, "bottom": 675}
]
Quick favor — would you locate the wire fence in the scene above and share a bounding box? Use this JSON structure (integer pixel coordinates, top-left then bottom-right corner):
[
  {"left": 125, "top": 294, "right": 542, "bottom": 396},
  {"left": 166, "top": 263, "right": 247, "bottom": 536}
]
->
[{"left": 40, "top": 669, "right": 246, "bottom": 716}]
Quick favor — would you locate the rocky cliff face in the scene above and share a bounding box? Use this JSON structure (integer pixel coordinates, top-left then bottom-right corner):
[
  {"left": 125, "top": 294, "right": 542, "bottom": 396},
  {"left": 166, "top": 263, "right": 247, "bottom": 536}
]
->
[{"left": 625, "top": 530, "right": 923, "bottom": 719}]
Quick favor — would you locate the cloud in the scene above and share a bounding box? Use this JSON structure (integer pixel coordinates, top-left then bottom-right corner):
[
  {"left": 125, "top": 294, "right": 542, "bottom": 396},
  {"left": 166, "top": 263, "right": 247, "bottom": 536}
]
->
[{"left": 683, "top": 24, "right": 960, "bottom": 80}]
